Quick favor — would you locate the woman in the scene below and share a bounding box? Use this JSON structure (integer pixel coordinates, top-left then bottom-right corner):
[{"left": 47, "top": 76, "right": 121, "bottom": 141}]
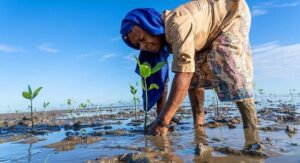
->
[{"left": 120, "top": 0, "right": 258, "bottom": 137}]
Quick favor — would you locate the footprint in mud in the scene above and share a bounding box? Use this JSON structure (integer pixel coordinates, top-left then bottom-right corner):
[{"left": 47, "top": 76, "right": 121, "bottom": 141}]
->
[{"left": 45, "top": 136, "right": 102, "bottom": 151}]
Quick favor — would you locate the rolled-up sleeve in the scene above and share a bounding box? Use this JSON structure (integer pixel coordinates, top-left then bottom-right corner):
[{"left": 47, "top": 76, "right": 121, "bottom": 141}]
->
[{"left": 165, "top": 10, "right": 196, "bottom": 73}]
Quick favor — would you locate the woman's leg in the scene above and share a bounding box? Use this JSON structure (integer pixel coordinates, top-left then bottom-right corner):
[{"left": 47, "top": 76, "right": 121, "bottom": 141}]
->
[
  {"left": 236, "top": 98, "right": 260, "bottom": 146},
  {"left": 236, "top": 98, "right": 258, "bottom": 129},
  {"left": 188, "top": 88, "right": 206, "bottom": 126}
]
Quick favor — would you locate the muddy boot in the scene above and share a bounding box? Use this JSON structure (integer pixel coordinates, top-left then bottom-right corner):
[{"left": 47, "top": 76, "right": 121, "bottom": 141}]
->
[
  {"left": 188, "top": 88, "right": 206, "bottom": 127},
  {"left": 236, "top": 99, "right": 258, "bottom": 129}
]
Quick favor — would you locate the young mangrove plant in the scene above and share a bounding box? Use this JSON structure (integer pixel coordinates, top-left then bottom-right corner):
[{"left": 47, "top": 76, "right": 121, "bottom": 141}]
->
[
  {"left": 134, "top": 55, "right": 165, "bottom": 131},
  {"left": 130, "top": 82, "right": 138, "bottom": 119},
  {"left": 43, "top": 101, "right": 50, "bottom": 117},
  {"left": 67, "top": 98, "right": 72, "bottom": 109},
  {"left": 80, "top": 103, "right": 87, "bottom": 110},
  {"left": 97, "top": 104, "right": 102, "bottom": 114},
  {"left": 213, "top": 90, "right": 219, "bottom": 117},
  {"left": 22, "top": 85, "right": 43, "bottom": 130},
  {"left": 86, "top": 99, "right": 91, "bottom": 108},
  {"left": 109, "top": 103, "right": 114, "bottom": 118}
]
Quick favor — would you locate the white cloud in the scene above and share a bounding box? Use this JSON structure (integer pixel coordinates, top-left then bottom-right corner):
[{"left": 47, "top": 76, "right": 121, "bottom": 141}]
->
[
  {"left": 99, "top": 53, "right": 118, "bottom": 61},
  {"left": 123, "top": 51, "right": 139, "bottom": 62},
  {"left": 75, "top": 54, "right": 90, "bottom": 60},
  {"left": 0, "top": 44, "right": 24, "bottom": 53},
  {"left": 123, "top": 54, "right": 135, "bottom": 62},
  {"left": 274, "top": 1, "right": 300, "bottom": 7},
  {"left": 251, "top": 0, "right": 300, "bottom": 17},
  {"left": 109, "top": 37, "right": 121, "bottom": 42},
  {"left": 251, "top": 8, "right": 268, "bottom": 17},
  {"left": 252, "top": 42, "right": 300, "bottom": 79},
  {"left": 38, "top": 43, "right": 59, "bottom": 53}
]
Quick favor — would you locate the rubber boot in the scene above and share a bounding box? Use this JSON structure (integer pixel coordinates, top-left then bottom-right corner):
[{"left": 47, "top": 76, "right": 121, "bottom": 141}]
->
[{"left": 188, "top": 88, "right": 206, "bottom": 127}]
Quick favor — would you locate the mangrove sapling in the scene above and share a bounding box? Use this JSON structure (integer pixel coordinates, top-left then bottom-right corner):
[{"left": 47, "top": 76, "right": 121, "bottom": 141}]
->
[
  {"left": 67, "top": 99, "right": 74, "bottom": 117},
  {"left": 86, "top": 99, "right": 91, "bottom": 108},
  {"left": 109, "top": 103, "right": 114, "bottom": 118},
  {"left": 134, "top": 55, "right": 165, "bottom": 131},
  {"left": 213, "top": 90, "right": 219, "bottom": 118},
  {"left": 67, "top": 98, "right": 72, "bottom": 110},
  {"left": 97, "top": 104, "right": 102, "bottom": 114},
  {"left": 130, "top": 83, "right": 138, "bottom": 119},
  {"left": 289, "top": 89, "right": 296, "bottom": 106},
  {"left": 258, "top": 88, "right": 264, "bottom": 107},
  {"left": 79, "top": 103, "right": 87, "bottom": 116},
  {"left": 22, "top": 85, "right": 43, "bottom": 130},
  {"left": 43, "top": 101, "right": 50, "bottom": 117},
  {"left": 86, "top": 99, "right": 91, "bottom": 114}
]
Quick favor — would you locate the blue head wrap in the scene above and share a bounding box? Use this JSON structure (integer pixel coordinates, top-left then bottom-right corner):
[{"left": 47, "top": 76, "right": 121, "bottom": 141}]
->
[{"left": 120, "top": 8, "right": 169, "bottom": 111}]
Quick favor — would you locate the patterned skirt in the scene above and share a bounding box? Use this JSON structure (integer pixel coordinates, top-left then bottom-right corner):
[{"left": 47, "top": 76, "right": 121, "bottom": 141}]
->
[{"left": 190, "top": 3, "right": 254, "bottom": 102}]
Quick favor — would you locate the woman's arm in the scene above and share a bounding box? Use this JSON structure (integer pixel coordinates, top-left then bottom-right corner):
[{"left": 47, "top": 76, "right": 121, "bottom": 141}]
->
[
  {"left": 148, "top": 72, "right": 193, "bottom": 135},
  {"left": 156, "top": 80, "right": 168, "bottom": 115},
  {"left": 158, "top": 72, "right": 193, "bottom": 124}
]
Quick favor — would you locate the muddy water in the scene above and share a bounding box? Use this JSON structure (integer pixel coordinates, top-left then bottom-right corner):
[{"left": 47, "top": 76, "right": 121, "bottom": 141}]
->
[{"left": 0, "top": 104, "right": 300, "bottom": 163}]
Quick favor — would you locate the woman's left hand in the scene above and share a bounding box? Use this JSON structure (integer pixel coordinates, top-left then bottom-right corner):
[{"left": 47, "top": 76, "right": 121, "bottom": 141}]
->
[{"left": 147, "top": 121, "right": 169, "bottom": 136}]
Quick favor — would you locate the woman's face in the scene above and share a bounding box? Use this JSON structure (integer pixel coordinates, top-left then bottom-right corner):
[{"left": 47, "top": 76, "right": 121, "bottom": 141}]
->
[{"left": 127, "top": 25, "right": 162, "bottom": 53}]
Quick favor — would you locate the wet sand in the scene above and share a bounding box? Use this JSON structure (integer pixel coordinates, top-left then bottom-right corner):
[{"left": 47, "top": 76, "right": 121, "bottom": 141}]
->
[{"left": 0, "top": 103, "right": 299, "bottom": 163}]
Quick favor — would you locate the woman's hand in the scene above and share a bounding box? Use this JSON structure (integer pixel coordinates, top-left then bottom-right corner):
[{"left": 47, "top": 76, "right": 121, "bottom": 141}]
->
[{"left": 147, "top": 121, "right": 169, "bottom": 136}]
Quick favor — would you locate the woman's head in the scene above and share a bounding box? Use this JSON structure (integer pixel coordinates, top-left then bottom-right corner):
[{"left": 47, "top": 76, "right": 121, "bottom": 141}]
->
[
  {"left": 120, "top": 8, "right": 165, "bottom": 53},
  {"left": 127, "top": 25, "right": 162, "bottom": 53}
]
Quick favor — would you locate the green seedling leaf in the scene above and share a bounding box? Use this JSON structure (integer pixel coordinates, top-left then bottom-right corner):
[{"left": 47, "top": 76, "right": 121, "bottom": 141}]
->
[
  {"left": 130, "top": 89, "right": 135, "bottom": 95},
  {"left": 22, "top": 91, "right": 32, "bottom": 100},
  {"left": 148, "top": 83, "right": 159, "bottom": 91},
  {"left": 142, "top": 62, "right": 151, "bottom": 69},
  {"left": 140, "top": 64, "right": 151, "bottom": 78},
  {"left": 151, "top": 62, "right": 165, "bottom": 74},
  {"left": 32, "top": 87, "right": 43, "bottom": 99},
  {"left": 134, "top": 55, "right": 141, "bottom": 67},
  {"left": 43, "top": 101, "right": 50, "bottom": 108},
  {"left": 130, "top": 85, "right": 136, "bottom": 91},
  {"left": 28, "top": 85, "right": 32, "bottom": 95},
  {"left": 130, "top": 84, "right": 137, "bottom": 95}
]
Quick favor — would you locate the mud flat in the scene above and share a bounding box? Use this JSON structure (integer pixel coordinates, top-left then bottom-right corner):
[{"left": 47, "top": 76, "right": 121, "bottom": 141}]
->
[{"left": 0, "top": 104, "right": 299, "bottom": 162}]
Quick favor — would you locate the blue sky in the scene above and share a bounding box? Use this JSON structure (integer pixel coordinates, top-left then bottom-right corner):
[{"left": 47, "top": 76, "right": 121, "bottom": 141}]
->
[{"left": 0, "top": 0, "right": 300, "bottom": 112}]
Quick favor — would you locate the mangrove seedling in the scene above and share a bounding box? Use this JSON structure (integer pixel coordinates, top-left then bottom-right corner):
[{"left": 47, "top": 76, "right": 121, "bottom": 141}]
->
[
  {"left": 79, "top": 103, "right": 87, "bottom": 116},
  {"left": 97, "top": 104, "right": 102, "bottom": 114},
  {"left": 213, "top": 90, "right": 219, "bottom": 117},
  {"left": 130, "top": 82, "right": 138, "bottom": 119},
  {"left": 109, "top": 103, "right": 114, "bottom": 118},
  {"left": 134, "top": 55, "right": 165, "bottom": 131},
  {"left": 80, "top": 103, "right": 87, "bottom": 109},
  {"left": 66, "top": 98, "right": 75, "bottom": 117},
  {"left": 67, "top": 99, "right": 72, "bottom": 109},
  {"left": 22, "top": 85, "right": 43, "bottom": 130},
  {"left": 43, "top": 101, "right": 50, "bottom": 117}
]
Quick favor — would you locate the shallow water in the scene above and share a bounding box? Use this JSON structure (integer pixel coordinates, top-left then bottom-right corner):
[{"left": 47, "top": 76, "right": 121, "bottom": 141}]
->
[{"left": 0, "top": 104, "right": 300, "bottom": 163}]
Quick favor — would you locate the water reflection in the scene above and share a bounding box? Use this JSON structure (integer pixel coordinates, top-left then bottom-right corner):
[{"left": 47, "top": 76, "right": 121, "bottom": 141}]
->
[
  {"left": 193, "top": 126, "right": 265, "bottom": 163},
  {"left": 145, "top": 136, "right": 184, "bottom": 162},
  {"left": 27, "top": 143, "right": 32, "bottom": 163}
]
